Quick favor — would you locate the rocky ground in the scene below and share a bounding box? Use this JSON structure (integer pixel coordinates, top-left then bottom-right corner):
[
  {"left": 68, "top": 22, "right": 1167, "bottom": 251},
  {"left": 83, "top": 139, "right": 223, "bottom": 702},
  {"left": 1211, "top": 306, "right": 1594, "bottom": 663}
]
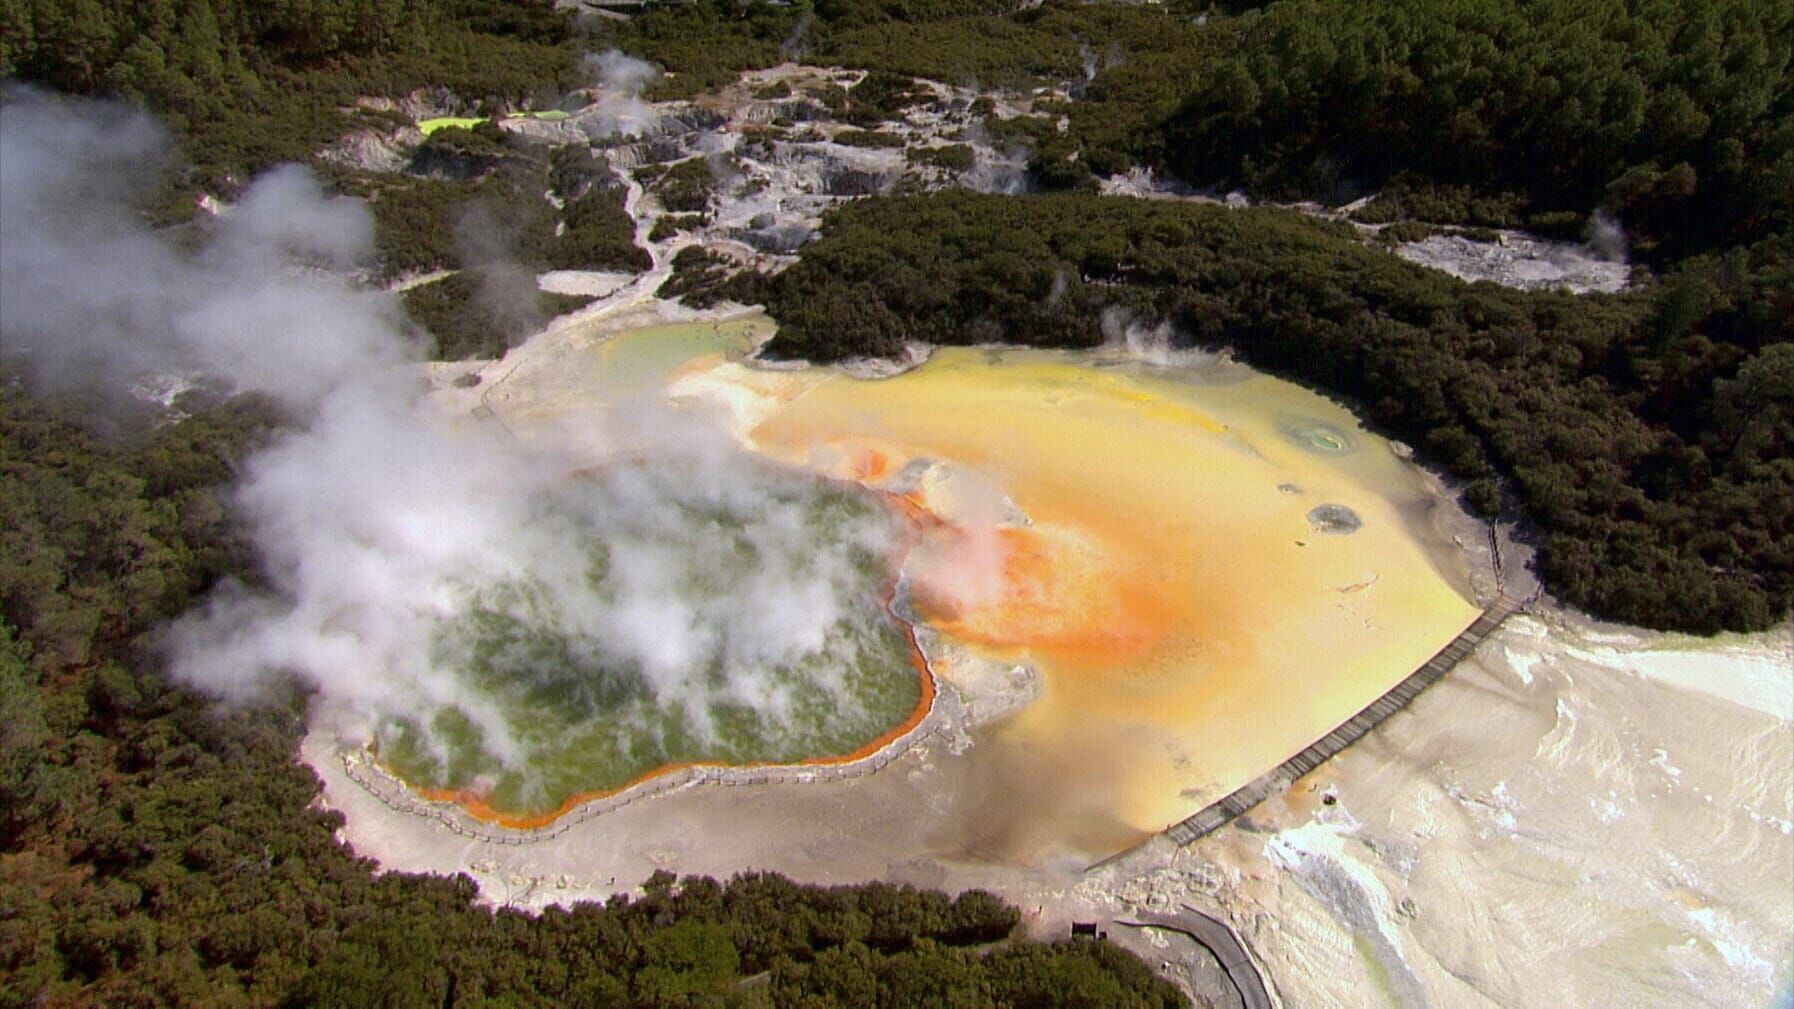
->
[{"left": 316, "top": 58, "right": 1629, "bottom": 328}]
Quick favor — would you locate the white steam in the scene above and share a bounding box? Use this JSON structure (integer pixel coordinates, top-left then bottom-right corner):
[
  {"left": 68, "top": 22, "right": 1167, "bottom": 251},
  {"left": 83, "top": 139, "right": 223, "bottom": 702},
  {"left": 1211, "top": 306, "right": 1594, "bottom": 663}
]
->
[
  {"left": 0, "top": 91, "right": 411, "bottom": 407},
  {"left": 575, "top": 49, "right": 662, "bottom": 140},
  {"left": 0, "top": 90, "right": 903, "bottom": 775},
  {"left": 1585, "top": 208, "right": 1628, "bottom": 262},
  {"left": 454, "top": 201, "right": 552, "bottom": 347},
  {"left": 960, "top": 122, "right": 1030, "bottom": 195},
  {"left": 781, "top": 14, "right": 814, "bottom": 61},
  {"left": 904, "top": 467, "right": 1013, "bottom": 618},
  {"left": 1100, "top": 306, "right": 1215, "bottom": 369}
]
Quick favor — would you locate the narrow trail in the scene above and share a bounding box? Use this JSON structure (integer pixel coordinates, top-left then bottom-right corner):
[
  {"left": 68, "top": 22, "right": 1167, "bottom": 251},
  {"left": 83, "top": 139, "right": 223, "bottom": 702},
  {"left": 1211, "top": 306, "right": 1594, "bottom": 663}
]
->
[
  {"left": 474, "top": 150, "right": 696, "bottom": 428},
  {"left": 1119, "top": 908, "right": 1273, "bottom": 1009},
  {"left": 1098, "top": 526, "right": 1536, "bottom": 866},
  {"left": 1090, "top": 534, "right": 1535, "bottom": 1009},
  {"left": 1158, "top": 593, "right": 1525, "bottom": 848}
]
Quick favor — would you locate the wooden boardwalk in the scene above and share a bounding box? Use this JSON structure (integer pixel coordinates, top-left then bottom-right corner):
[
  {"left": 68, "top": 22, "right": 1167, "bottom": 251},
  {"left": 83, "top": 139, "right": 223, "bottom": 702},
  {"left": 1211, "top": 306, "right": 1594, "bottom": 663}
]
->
[{"left": 1160, "top": 592, "right": 1525, "bottom": 846}]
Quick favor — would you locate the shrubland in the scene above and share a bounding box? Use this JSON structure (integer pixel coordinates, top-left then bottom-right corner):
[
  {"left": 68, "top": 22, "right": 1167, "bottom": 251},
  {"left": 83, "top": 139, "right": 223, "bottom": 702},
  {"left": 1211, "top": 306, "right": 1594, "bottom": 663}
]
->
[
  {"left": 400, "top": 271, "right": 593, "bottom": 360},
  {"left": 1162, "top": 0, "right": 1793, "bottom": 261},
  {"left": 0, "top": 0, "right": 580, "bottom": 191}
]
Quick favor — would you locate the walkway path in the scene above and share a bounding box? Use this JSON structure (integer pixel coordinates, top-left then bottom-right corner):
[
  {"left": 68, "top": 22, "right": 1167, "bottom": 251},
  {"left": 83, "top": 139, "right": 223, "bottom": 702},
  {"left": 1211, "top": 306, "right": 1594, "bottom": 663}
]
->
[
  {"left": 1161, "top": 591, "right": 1526, "bottom": 847},
  {"left": 1118, "top": 907, "right": 1273, "bottom": 1009}
]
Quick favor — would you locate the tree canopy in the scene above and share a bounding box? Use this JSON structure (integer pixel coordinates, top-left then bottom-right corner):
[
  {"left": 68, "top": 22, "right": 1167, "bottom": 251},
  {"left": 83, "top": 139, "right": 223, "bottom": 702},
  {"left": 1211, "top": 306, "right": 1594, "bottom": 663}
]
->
[
  {"left": 755, "top": 192, "right": 1792, "bottom": 633},
  {"left": 1162, "top": 0, "right": 1793, "bottom": 260}
]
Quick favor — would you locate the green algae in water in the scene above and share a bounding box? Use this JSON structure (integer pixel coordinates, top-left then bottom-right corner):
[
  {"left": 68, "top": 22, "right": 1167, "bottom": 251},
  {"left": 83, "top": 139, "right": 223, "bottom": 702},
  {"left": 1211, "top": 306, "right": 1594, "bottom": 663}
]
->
[
  {"left": 376, "top": 470, "right": 921, "bottom": 817},
  {"left": 593, "top": 320, "right": 759, "bottom": 396},
  {"left": 417, "top": 116, "right": 488, "bottom": 135}
]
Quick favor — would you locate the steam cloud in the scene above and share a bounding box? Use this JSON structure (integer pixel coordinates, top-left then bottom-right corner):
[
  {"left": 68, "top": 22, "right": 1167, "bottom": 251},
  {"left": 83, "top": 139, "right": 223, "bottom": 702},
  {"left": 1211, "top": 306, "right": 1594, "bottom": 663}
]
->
[
  {"left": 0, "top": 89, "right": 901, "bottom": 770},
  {"left": 960, "top": 121, "right": 1030, "bottom": 195},
  {"left": 575, "top": 49, "right": 662, "bottom": 140},
  {"left": 1585, "top": 208, "right": 1628, "bottom": 263},
  {"left": 0, "top": 92, "right": 410, "bottom": 408},
  {"left": 1100, "top": 306, "right": 1215, "bottom": 369},
  {"left": 781, "top": 15, "right": 814, "bottom": 61},
  {"left": 455, "top": 201, "right": 554, "bottom": 348}
]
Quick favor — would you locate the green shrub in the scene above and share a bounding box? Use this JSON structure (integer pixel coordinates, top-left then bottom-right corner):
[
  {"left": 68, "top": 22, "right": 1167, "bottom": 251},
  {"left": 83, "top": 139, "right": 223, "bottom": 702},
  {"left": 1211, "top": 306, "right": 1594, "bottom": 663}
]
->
[
  {"left": 908, "top": 143, "right": 976, "bottom": 171},
  {"left": 651, "top": 157, "right": 721, "bottom": 214},
  {"left": 401, "top": 270, "right": 592, "bottom": 359},
  {"left": 553, "top": 189, "right": 652, "bottom": 272},
  {"left": 835, "top": 128, "right": 908, "bottom": 148}
]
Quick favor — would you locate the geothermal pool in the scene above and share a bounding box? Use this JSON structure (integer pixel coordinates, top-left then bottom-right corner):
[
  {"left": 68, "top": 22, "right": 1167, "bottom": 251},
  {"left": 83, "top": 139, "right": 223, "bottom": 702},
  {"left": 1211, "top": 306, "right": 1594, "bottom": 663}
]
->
[
  {"left": 671, "top": 335, "right": 1481, "bottom": 856},
  {"left": 402, "top": 313, "right": 1483, "bottom": 854},
  {"left": 375, "top": 463, "right": 926, "bottom": 826},
  {"left": 375, "top": 319, "right": 952, "bottom": 825}
]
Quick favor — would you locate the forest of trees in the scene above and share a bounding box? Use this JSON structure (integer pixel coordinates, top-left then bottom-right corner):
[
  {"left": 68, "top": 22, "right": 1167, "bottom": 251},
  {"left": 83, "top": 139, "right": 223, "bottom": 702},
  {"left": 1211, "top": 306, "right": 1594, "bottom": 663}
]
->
[
  {"left": 1162, "top": 0, "right": 1793, "bottom": 262},
  {"left": 605, "top": 0, "right": 1791, "bottom": 260},
  {"left": 0, "top": 387, "right": 1189, "bottom": 1008},
  {"left": 9, "top": 0, "right": 1787, "bottom": 256},
  {"left": 753, "top": 192, "right": 1792, "bottom": 633},
  {"left": 4, "top": 0, "right": 1792, "bottom": 1001},
  {"left": 0, "top": 0, "right": 580, "bottom": 188}
]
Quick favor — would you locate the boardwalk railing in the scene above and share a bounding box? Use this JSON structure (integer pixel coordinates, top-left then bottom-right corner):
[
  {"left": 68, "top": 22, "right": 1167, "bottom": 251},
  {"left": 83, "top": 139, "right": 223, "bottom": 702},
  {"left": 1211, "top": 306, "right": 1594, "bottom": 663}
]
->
[{"left": 1157, "top": 592, "right": 1525, "bottom": 847}]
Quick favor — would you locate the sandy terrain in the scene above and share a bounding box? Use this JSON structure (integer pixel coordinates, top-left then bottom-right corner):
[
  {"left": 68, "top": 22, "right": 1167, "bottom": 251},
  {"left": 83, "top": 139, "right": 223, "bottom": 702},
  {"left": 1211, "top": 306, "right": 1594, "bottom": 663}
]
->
[{"left": 1091, "top": 610, "right": 1792, "bottom": 1008}]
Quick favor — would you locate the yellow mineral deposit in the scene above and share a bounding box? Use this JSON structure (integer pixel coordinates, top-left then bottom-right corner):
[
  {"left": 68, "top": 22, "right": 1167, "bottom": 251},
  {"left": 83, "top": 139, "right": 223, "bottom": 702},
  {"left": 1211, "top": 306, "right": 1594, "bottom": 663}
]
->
[{"left": 674, "top": 344, "right": 1481, "bottom": 853}]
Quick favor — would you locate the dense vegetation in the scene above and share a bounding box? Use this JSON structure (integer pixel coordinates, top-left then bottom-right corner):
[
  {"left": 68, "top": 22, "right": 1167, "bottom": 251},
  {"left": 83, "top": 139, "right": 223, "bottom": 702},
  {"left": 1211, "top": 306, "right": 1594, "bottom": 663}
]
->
[
  {"left": 0, "top": 0, "right": 580, "bottom": 189},
  {"left": 12, "top": 0, "right": 1787, "bottom": 260},
  {"left": 600, "top": 0, "right": 1220, "bottom": 188},
  {"left": 662, "top": 247, "right": 759, "bottom": 309},
  {"left": 608, "top": 0, "right": 1791, "bottom": 261},
  {"left": 399, "top": 271, "right": 592, "bottom": 360},
  {"left": 4, "top": 0, "right": 1791, "bottom": 1000},
  {"left": 601, "top": 0, "right": 1211, "bottom": 98},
  {"left": 756, "top": 192, "right": 1792, "bottom": 633},
  {"left": 0, "top": 388, "right": 1188, "bottom": 1008},
  {"left": 1164, "top": 0, "right": 1794, "bottom": 261}
]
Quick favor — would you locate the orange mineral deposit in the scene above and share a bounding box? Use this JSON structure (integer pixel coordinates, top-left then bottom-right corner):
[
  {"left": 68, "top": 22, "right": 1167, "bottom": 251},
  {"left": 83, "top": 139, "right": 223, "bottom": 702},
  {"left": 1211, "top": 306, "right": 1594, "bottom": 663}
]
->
[{"left": 678, "top": 344, "right": 1479, "bottom": 846}]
